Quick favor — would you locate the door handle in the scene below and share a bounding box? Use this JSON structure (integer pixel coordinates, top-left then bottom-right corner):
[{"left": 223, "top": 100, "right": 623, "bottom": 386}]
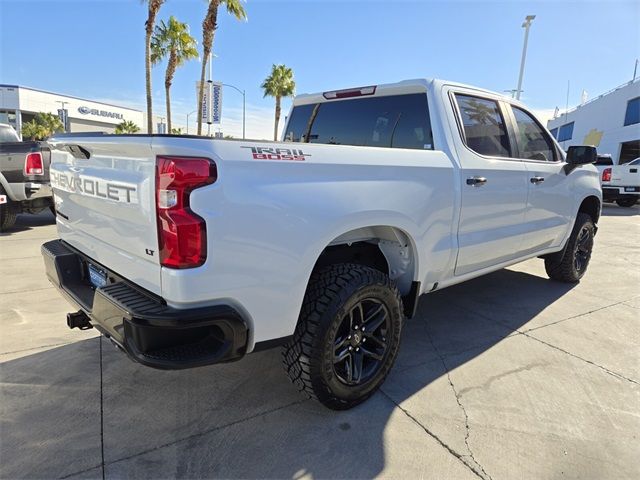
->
[
  {"left": 530, "top": 176, "right": 545, "bottom": 184},
  {"left": 466, "top": 176, "right": 487, "bottom": 187}
]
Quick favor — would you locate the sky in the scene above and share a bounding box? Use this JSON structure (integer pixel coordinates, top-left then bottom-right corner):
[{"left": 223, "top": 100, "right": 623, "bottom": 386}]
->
[{"left": 1, "top": 0, "right": 639, "bottom": 139}]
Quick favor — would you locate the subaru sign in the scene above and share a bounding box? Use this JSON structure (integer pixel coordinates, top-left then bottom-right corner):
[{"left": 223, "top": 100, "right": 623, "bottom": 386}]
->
[{"left": 77, "top": 106, "right": 124, "bottom": 120}]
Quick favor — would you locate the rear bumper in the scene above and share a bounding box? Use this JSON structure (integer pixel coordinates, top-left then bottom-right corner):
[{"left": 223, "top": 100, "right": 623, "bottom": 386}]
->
[
  {"left": 5, "top": 181, "right": 52, "bottom": 202},
  {"left": 25, "top": 182, "right": 52, "bottom": 200},
  {"left": 602, "top": 186, "right": 640, "bottom": 202},
  {"left": 41, "top": 239, "right": 248, "bottom": 369}
]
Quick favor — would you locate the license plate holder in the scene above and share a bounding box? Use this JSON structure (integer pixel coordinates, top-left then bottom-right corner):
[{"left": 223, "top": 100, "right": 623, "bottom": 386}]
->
[
  {"left": 87, "top": 263, "right": 108, "bottom": 289},
  {"left": 624, "top": 187, "right": 637, "bottom": 192}
]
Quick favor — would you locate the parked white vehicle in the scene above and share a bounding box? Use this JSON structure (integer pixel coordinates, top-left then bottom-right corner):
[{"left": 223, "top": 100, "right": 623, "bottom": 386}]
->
[
  {"left": 601, "top": 157, "right": 640, "bottom": 207},
  {"left": 42, "top": 79, "right": 602, "bottom": 409}
]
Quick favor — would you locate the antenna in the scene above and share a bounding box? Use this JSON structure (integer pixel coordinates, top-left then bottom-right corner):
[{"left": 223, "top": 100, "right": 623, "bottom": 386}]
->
[{"left": 565, "top": 80, "right": 570, "bottom": 118}]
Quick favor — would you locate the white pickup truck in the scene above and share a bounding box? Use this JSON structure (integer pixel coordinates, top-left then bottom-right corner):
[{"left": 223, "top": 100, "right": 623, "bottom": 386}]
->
[
  {"left": 600, "top": 157, "right": 639, "bottom": 207},
  {"left": 42, "top": 79, "right": 601, "bottom": 409}
]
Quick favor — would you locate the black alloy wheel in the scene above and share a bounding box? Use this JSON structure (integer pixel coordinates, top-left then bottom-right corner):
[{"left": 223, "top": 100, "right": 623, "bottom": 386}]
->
[{"left": 332, "top": 299, "right": 391, "bottom": 386}]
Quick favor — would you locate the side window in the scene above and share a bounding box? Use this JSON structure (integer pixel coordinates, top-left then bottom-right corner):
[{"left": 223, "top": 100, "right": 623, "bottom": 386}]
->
[
  {"left": 624, "top": 97, "right": 640, "bottom": 126},
  {"left": 455, "top": 94, "right": 511, "bottom": 157},
  {"left": 549, "top": 127, "right": 558, "bottom": 139},
  {"left": 557, "top": 122, "right": 574, "bottom": 142},
  {"left": 283, "top": 104, "right": 315, "bottom": 142},
  {"left": 511, "top": 106, "right": 557, "bottom": 162},
  {"left": 306, "top": 94, "right": 433, "bottom": 150},
  {"left": 389, "top": 94, "right": 433, "bottom": 149}
]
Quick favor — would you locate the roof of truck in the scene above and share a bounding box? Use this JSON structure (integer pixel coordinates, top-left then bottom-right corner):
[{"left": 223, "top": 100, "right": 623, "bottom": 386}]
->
[{"left": 293, "top": 78, "right": 516, "bottom": 106}]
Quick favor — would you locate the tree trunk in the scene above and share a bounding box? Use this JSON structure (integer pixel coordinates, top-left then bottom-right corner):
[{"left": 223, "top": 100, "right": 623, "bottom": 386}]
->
[
  {"left": 165, "top": 51, "right": 176, "bottom": 133},
  {"left": 165, "top": 85, "right": 172, "bottom": 134},
  {"left": 197, "top": 52, "right": 207, "bottom": 135},
  {"left": 274, "top": 96, "right": 281, "bottom": 141},
  {"left": 145, "top": 29, "right": 153, "bottom": 134},
  {"left": 198, "top": 2, "right": 219, "bottom": 136}
]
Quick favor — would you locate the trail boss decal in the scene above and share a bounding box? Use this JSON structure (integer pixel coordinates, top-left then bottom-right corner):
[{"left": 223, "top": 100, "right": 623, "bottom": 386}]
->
[{"left": 241, "top": 146, "right": 311, "bottom": 161}]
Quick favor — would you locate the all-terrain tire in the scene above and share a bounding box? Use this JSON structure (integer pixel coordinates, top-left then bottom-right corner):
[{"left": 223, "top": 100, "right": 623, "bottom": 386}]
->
[
  {"left": 282, "top": 263, "right": 403, "bottom": 410},
  {"left": 544, "top": 213, "right": 595, "bottom": 283},
  {"left": 0, "top": 186, "right": 17, "bottom": 232},
  {"left": 616, "top": 197, "right": 637, "bottom": 208}
]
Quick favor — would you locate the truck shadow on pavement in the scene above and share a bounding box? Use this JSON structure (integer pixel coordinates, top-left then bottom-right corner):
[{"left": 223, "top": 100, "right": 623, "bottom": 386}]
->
[
  {"left": 1, "top": 268, "right": 576, "bottom": 479},
  {"left": 0, "top": 211, "right": 55, "bottom": 236},
  {"left": 600, "top": 204, "right": 639, "bottom": 216}
]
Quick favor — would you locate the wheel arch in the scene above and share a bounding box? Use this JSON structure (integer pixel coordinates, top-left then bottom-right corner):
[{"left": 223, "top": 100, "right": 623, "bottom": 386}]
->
[
  {"left": 310, "top": 225, "right": 421, "bottom": 317},
  {"left": 578, "top": 195, "right": 601, "bottom": 225}
]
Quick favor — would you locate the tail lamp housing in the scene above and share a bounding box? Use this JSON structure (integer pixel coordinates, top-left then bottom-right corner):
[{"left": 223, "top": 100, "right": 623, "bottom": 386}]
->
[
  {"left": 24, "top": 152, "right": 44, "bottom": 176},
  {"left": 155, "top": 156, "right": 216, "bottom": 269},
  {"left": 602, "top": 167, "right": 612, "bottom": 182}
]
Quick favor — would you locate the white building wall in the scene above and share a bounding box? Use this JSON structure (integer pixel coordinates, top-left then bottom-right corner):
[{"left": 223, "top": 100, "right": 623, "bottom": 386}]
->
[
  {"left": 17, "top": 87, "right": 144, "bottom": 130},
  {"left": 547, "top": 80, "right": 640, "bottom": 163},
  {"left": 0, "top": 85, "right": 145, "bottom": 135}
]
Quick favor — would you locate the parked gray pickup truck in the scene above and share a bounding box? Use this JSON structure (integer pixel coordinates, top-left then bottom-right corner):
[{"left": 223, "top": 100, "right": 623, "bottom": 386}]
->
[{"left": 0, "top": 123, "right": 53, "bottom": 231}]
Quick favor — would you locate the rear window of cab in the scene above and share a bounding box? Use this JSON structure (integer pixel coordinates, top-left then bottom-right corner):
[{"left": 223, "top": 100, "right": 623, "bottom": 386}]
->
[{"left": 284, "top": 93, "right": 433, "bottom": 150}]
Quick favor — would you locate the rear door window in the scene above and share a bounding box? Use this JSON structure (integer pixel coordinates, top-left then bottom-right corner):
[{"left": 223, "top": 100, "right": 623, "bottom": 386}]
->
[
  {"left": 284, "top": 93, "right": 433, "bottom": 150},
  {"left": 454, "top": 94, "right": 511, "bottom": 158},
  {"left": 511, "top": 106, "right": 557, "bottom": 162}
]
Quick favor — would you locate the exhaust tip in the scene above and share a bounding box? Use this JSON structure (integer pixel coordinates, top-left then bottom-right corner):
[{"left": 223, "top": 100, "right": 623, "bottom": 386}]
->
[{"left": 67, "top": 311, "right": 92, "bottom": 330}]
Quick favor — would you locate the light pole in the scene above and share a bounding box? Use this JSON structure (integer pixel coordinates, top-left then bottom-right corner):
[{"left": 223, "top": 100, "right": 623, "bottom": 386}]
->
[
  {"left": 186, "top": 110, "right": 197, "bottom": 135},
  {"left": 515, "top": 14, "right": 535, "bottom": 100},
  {"left": 222, "top": 83, "right": 246, "bottom": 139}
]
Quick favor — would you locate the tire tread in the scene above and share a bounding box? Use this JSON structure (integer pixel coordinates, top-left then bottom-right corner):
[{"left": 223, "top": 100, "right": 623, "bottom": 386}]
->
[
  {"left": 545, "top": 213, "right": 594, "bottom": 283},
  {"left": 282, "top": 263, "right": 402, "bottom": 409}
]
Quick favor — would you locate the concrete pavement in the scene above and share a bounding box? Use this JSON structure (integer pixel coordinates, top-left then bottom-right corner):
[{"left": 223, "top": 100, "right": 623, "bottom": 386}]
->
[{"left": 1, "top": 207, "right": 639, "bottom": 479}]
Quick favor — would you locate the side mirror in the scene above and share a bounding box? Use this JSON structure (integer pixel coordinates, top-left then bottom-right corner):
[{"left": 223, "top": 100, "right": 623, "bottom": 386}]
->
[{"left": 566, "top": 145, "right": 597, "bottom": 165}]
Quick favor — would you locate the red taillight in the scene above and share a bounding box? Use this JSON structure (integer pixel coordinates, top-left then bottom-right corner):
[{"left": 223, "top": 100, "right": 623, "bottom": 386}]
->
[
  {"left": 155, "top": 156, "right": 216, "bottom": 269},
  {"left": 602, "top": 167, "right": 612, "bottom": 182},
  {"left": 25, "top": 152, "right": 44, "bottom": 176}
]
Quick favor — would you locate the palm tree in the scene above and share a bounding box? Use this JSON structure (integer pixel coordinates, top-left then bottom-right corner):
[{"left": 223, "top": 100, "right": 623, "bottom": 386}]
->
[
  {"left": 21, "top": 121, "right": 48, "bottom": 141},
  {"left": 143, "top": 0, "right": 165, "bottom": 134},
  {"left": 115, "top": 120, "right": 141, "bottom": 134},
  {"left": 466, "top": 99, "right": 499, "bottom": 126},
  {"left": 261, "top": 64, "right": 296, "bottom": 141},
  {"left": 152, "top": 17, "right": 198, "bottom": 133},
  {"left": 196, "top": 0, "right": 247, "bottom": 135},
  {"left": 21, "top": 113, "right": 63, "bottom": 140}
]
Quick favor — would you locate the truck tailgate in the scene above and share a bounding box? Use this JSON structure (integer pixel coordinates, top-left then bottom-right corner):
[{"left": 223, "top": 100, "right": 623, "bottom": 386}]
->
[
  {"left": 610, "top": 164, "right": 640, "bottom": 186},
  {"left": 48, "top": 137, "right": 161, "bottom": 295}
]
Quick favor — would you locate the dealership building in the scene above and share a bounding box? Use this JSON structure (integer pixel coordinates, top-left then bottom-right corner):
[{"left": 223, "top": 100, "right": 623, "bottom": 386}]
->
[
  {"left": 0, "top": 84, "right": 145, "bottom": 136},
  {"left": 547, "top": 79, "right": 640, "bottom": 164}
]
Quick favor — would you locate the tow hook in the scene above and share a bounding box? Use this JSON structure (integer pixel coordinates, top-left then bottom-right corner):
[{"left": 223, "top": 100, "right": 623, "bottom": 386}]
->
[{"left": 67, "top": 310, "right": 93, "bottom": 330}]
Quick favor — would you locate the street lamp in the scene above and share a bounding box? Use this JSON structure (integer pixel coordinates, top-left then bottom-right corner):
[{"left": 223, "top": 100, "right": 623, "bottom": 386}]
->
[
  {"left": 515, "top": 14, "right": 536, "bottom": 100},
  {"left": 222, "top": 83, "right": 246, "bottom": 139},
  {"left": 186, "top": 110, "right": 197, "bottom": 135}
]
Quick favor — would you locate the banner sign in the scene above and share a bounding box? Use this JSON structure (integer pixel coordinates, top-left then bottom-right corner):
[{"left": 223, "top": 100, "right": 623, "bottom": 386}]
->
[
  {"left": 197, "top": 81, "right": 212, "bottom": 124},
  {"left": 57, "top": 109, "right": 69, "bottom": 132},
  {"left": 211, "top": 82, "right": 222, "bottom": 125},
  {"left": 196, "top": 81, "right": 222, "bottom": 125}
]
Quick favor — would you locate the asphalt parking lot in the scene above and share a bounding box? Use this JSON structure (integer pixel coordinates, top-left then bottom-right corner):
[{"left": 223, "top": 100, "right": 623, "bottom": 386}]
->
[{"left": 1, "top": 206, "right": 639, "bottom": 480}]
